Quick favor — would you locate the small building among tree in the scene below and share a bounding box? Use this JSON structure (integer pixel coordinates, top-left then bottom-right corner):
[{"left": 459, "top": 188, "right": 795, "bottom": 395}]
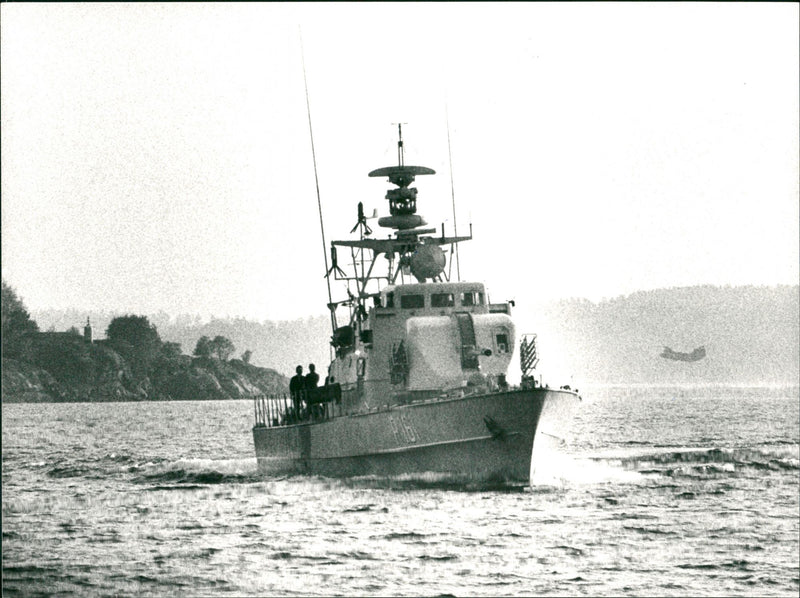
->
[{"left": 84, "top": 317, "right": 93, "bottom": 344}]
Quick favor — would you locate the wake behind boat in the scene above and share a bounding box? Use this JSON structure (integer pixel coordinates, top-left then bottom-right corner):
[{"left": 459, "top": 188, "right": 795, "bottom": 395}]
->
[{"left": 252, "top": 126, "right": 580, "bottom": 484}]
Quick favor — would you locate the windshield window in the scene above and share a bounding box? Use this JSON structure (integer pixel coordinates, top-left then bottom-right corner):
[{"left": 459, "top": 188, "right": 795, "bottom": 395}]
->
[
  {"left": 460, "top": 291, "right": 484, "bottom": 306},
  {"left": 431, "top": 293, "right": 455, "bottom": 307},
  {"left": 400, "top": 294, "right": 425, "bottom": 309}
]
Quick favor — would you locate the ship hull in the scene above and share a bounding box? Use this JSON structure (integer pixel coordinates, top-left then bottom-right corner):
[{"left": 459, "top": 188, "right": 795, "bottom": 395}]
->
[{"left": 252, "top": 388, "right": 579, "bottom": 483}]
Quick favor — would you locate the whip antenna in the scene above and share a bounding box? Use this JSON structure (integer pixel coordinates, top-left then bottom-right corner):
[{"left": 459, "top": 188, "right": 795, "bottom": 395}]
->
[
  {"left": 445, "top": 101, "right": 461, "bottom": 281},
  {"left": 299, "top": 29, "right": 336, "bottom": 335}
]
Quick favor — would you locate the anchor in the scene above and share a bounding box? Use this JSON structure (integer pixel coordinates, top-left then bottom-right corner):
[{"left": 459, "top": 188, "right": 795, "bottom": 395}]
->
[{"left": 484, "top": 416, "right": 508, "bottom": 441}]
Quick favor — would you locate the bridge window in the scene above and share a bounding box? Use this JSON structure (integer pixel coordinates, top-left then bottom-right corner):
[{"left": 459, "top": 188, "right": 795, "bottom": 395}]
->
[
  {"left": 431, "top": 293, "right": 455, "bottom": 307},
  {"left": 400, "top": 294, "right": 425, "bottom": 309},
  {"left": 384, "top": 292, "right": 394, "bottom": 308},
  {"left": 460, "top": 291, "right": 484, "bottom": 306}
]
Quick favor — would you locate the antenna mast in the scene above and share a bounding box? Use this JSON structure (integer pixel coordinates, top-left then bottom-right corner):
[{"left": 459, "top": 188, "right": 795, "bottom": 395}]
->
[
  {"left": 445, "top": 103, "right": 461, "bottom": 281},
  {"left": 299, "top": 30, "right": 336, "bottom": 336},
  {"left": 392, "top": 122, "right": 407, "bottom": 166}
]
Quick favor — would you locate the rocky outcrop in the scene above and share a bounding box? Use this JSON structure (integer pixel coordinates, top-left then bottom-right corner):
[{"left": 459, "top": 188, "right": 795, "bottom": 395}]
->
[
  {"left": 152, "top": 356, "right": 287, "bottom": 401},
  {"left": 1, "top": 333, "right": 288, "bottom": 402},
  {"left": 1, "top": 358, "right": 62, "bottom": 402}
]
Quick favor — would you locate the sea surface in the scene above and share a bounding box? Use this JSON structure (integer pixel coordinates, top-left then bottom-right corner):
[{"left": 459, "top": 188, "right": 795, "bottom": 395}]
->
[{"left": 3, "top": 386, "right": 799, "bottom": 597}]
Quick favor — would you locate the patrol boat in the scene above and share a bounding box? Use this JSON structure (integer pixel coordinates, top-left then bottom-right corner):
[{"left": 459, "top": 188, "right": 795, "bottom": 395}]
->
[{"left": 252, "top": 128, "right": 580, "bottom": 483}]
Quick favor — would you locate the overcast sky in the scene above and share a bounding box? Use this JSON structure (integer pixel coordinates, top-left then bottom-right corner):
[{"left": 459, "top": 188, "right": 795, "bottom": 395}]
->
[{"left": 2, "top": 3, "right": 798, "bottom": 322}]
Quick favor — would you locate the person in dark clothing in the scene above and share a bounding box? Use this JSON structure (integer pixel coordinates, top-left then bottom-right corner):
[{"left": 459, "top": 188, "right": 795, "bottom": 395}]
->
[
  {"left": 289, "top": 365, "right": 304, "bottom": 418},
  {"left": 305, "top": 364, "right": 321, "bottom": 419},
  {"left": 305, "top": 364, "right": 320, "bottom": 390}
]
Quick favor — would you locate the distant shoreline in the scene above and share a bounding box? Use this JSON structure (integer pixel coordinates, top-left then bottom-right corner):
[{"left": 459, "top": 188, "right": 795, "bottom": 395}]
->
[
  {"left": 0, "top": 395, "right": 275, "bottom": 404},
  {"left": 1, "top": 396, "right": 270, "bottom": 405},
  {"left": 579, "top": 382, "right": 800, "bottom": 390},
  {"left": 4, "top": 382, "right": 798, "bottom": 405}
]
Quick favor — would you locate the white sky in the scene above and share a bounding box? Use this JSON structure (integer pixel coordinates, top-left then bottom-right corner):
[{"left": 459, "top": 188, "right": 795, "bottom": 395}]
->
[{"left": 2, "top": 3, "right": 798, "bottom": 322}]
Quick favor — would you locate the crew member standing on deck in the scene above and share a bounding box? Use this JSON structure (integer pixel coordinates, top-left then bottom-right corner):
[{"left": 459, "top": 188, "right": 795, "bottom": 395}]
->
[
  {"left": 305, "top": 364, "right": 321, "bottom": 418},
  {"left": 305, "top": 364, "right": 319, "bottom": 389},
  {"left": 289, "top": 365, "right": 304, "bottom": 418}
]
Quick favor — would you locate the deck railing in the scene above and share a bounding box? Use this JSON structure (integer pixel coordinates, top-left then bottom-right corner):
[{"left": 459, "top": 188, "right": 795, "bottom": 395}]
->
[{"left": 253, "top": 384, "right": 342, "bottom": 428}]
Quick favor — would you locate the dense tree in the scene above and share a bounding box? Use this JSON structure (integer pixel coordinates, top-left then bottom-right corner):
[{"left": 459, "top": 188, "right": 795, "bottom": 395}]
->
[
  {"left": 193, "top": 336, "right": 212, "bottom": 358},
  {"left": 29, "top": 335, "right": 95, "bottom": 386},
  {"left": 1, "top": 280, "right": 39, "bottom": 358},
  {"left": 106, "top": 315, "right": 160, "bottom": 349},
  {"left": 193, "top": 335, "right": 235, "bottom": 361},
  {"left": 211, "top": 336, "right": 235, "bottom": 361},
  {"left": 161, "top": 342, "right": 182, "bottom": 358},
  {"left": 106, "top": 315, "right": 161, "bottom": 377}
]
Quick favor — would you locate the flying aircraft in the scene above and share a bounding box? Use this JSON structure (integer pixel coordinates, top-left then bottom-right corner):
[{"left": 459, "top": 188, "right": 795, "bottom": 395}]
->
[{"left": 660, "top": 346, "right": 706, "bottom": 362}]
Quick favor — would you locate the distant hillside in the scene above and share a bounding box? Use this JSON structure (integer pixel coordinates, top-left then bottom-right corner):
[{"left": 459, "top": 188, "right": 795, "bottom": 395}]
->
[
  {"left": 523, "top": 285, "right": 799, "bottom": 385},
  {"left": 156, "top": 316, "right": 332, "bottom": 380},
  {"left": 30, "top": 284, "right": 799, "bottom": 386}
]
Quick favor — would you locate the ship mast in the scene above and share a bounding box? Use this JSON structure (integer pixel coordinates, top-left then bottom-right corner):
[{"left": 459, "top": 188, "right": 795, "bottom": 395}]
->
[
  {"left": 394, "top": 122, "right": 409, "bottom": 167},
  {"left": 324, "top": 127, "right": 473, "bottom": 342}
]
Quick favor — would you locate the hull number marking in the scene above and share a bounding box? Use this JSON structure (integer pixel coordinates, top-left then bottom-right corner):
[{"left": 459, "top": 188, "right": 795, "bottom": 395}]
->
[{"left": 388, "top": 413, "right": 418, "bottom": 444}]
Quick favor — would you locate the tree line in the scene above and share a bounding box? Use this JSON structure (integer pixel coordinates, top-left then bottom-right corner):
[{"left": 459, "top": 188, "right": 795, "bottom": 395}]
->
[
  {"left": 192, "top": 335, "right": 250, "bottom": 362},
  {"left": 2, "top": 280, "right": 252, "bottom": 366}
]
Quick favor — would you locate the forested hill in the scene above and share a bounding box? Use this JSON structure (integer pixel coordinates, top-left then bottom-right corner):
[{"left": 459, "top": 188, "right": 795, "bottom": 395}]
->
[
  {"left": 30, "top": 284, "right": 799, "bottom": 386},
  {"left": 522, "top": 284, "right": 799, "bottom": 385},
  {"left": 29, "top": 310, "right": 332, "bottom": 380},
  {"left": 2, "top": 281, "right": 289, "bottom": 403}
]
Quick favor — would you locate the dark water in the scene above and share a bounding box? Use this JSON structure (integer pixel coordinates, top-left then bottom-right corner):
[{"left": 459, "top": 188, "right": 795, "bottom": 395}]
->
[{"left": 3, "top": 386, "right": 798, "bottom": 597}]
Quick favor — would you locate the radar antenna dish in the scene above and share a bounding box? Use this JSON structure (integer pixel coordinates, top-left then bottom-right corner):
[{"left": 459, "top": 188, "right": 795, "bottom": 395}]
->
[{"left": 368, "top": 124, "right": 436, "bottom": 229}]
